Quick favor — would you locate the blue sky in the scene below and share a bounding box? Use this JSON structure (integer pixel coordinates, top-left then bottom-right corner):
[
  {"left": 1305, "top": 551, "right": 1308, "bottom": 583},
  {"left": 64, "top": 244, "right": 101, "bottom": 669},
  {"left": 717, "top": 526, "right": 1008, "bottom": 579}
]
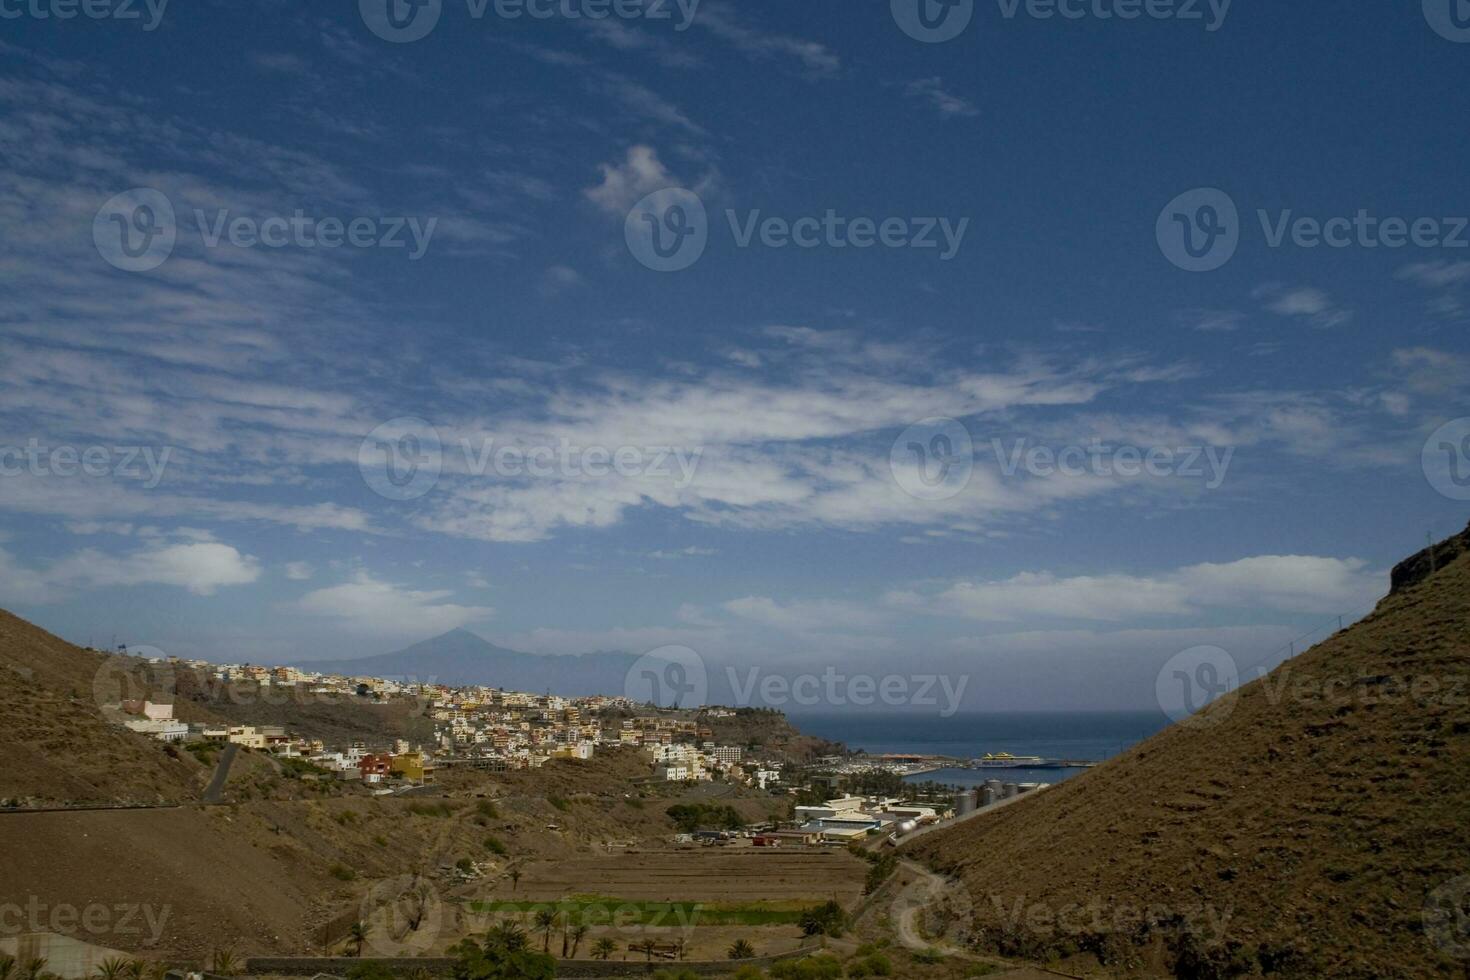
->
[{"left": 1, "top": 0, "right": 1467, "bottom": 711}]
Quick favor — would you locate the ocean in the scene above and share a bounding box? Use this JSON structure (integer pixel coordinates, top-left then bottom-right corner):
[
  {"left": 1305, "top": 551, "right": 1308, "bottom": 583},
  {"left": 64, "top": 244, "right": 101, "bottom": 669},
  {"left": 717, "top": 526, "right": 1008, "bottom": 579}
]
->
[{"left": 786, "top": 710, "right": 1170, "bottom": 787}]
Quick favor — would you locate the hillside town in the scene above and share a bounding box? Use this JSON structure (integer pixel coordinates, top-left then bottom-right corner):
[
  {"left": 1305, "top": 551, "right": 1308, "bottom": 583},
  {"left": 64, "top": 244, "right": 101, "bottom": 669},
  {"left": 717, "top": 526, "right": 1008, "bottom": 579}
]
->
[{"left": 102, "top": 650, "right": 787, "bottom": 790}]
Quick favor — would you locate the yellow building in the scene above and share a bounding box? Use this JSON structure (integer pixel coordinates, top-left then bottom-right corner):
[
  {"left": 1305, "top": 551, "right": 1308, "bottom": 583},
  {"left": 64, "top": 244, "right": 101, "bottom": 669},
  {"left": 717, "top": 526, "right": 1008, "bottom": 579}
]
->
[{"left": 389, "top": 751, "right": 436, "bottom": 784}]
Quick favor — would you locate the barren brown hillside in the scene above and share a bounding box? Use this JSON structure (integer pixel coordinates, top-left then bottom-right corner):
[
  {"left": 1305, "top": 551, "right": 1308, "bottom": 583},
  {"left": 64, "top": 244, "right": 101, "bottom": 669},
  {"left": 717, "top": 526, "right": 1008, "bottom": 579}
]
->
[
  {"left": 0, "top": 610, "right": 207, "bottom": 806},
  {"left": 907, "top": 522, "right": 1470, "bottom": 980}
]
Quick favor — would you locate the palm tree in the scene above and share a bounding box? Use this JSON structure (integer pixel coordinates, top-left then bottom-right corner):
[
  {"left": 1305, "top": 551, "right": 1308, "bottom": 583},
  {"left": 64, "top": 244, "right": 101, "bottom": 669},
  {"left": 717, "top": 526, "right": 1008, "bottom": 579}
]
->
[
  {"left": 20, "top": 958, "right": 47, "bottom": 980},
  {"left": 0, "top": 955, "right": 17, "bottom": 980},
  {"left": 508, "top": 867, "right": 522, "bottom": 892},
  {"left": 568, "top": 925, "right": 588, "bottom": 959},
  {"left": 347, "top": 921, "right": 367, "bottom": 957},
  {"left": 591, "top": 938, "right": 616, "bottom": 961},
  {"left": 208, "top": 949, "right": 239, "bottom": 977},
  {"left": 94, "top": 958, "right": 131, "bottom": 980},
  {"left": 486, "top": 922, "right": 528, "bottom": 953},
  {"left": 727, "top": 939, "right": 755, "bottom": 959},
  {"left": 532, "top": 908, "right": 558, "bottom": 953}
]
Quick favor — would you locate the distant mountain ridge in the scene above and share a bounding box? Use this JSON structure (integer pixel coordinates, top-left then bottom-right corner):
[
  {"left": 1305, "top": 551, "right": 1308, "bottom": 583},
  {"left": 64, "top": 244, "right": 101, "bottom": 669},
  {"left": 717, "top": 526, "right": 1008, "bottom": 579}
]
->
[{"left": 290, "top": 629, "right": 644, "bottom": 697}]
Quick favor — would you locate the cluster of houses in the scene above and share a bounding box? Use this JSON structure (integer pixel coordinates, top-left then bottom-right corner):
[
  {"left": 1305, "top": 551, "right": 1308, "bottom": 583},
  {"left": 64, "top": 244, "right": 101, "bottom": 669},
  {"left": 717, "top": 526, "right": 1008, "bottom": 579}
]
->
[
  {"left": 430, "top": 693, "right": 782, "bottom": 787},
  {"left": 104, "top": 653, "right": 785, "bottom": 790}
]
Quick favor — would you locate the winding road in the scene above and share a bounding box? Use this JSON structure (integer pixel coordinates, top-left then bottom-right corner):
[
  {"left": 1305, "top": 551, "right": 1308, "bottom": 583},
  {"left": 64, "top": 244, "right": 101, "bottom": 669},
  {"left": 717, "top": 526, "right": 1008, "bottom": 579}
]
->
[{"left": 202, "top": 742, "right": 240, "bottom": 804}]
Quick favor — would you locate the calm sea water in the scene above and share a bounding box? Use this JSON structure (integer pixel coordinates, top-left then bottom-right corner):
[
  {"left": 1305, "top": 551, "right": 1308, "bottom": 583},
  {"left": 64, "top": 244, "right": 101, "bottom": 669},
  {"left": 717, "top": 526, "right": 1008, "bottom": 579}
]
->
[{"left": 787, "top": 710, "right": 1170, "bottom": 787}]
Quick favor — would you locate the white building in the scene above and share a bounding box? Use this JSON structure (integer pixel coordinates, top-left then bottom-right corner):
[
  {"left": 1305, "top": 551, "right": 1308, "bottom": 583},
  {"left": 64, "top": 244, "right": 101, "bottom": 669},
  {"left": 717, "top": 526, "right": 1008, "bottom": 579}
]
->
[{"left": 124, "top": 718, "right": 188, "bottom": 742}]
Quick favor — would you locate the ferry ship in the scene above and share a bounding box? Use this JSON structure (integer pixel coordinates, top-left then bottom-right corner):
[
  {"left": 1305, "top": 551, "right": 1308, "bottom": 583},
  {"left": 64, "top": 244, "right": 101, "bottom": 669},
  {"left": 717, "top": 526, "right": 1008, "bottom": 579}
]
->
[{"left": 972, "top": 752, "right": 1047, "bottom": 768}]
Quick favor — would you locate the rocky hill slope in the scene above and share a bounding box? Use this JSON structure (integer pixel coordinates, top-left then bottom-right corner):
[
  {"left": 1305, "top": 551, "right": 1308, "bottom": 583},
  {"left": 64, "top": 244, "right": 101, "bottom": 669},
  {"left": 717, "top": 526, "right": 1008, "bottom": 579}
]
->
[
  {"left": 0, "top": 609, "right": 207, "bottom": 806},
  {"left": 907, "top": 522, "right": 1470, "bottom": 980}
]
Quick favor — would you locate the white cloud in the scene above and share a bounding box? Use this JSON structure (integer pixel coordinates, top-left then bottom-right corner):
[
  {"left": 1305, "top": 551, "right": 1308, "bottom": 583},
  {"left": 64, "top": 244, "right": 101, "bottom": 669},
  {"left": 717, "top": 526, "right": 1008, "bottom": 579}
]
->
[
  {"left": 539, "top": 264, "right": 585, "bottom": 297},
  {"left": 904, "top": 78, "right": 979, "bottom": 118},
  {"left": 1177, "top": 309, "right": 1245, "bottom": 332},
  {"left": 1390, "top": 347, "right": 1468, "bottom": 396},
  {"left": 598, "top": 73, "right": 705, "bottom": 134},
  {"left": 1253, "top": 284, "right": 1352, "bottom": 327},
  {"left": 1397, "top": 260, "right": 1470, "bottom": 290},
  {"left": 722, "top": 596, "right": 886, "bottom": 632},
  {"left": 295, "top": 572, "right": 494, "bottom": 636},
  {"left": 584, "top": 145, "right": 677, "bottom": 215},
  {"left": 693, "top": 2, "right": 840, "bottom": 77},
  {"left": 0, "top": 539, "right": 261, "bottom": 603},
  {"left": 886, "top": 554, "right": 1382, "bottom": 623},
  {"left": 284, "top": 561, "right": 313, "bottom": 581}
]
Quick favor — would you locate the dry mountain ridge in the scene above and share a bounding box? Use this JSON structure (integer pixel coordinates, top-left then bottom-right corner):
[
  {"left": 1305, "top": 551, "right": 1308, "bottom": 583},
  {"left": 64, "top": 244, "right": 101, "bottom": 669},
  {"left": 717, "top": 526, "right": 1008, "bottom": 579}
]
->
[
  {"left": 907, "top": 520, "right": 1470, "bottom": 979},
  {"left": 0, "top": 609, "right": 207, "bottom": 806}
]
